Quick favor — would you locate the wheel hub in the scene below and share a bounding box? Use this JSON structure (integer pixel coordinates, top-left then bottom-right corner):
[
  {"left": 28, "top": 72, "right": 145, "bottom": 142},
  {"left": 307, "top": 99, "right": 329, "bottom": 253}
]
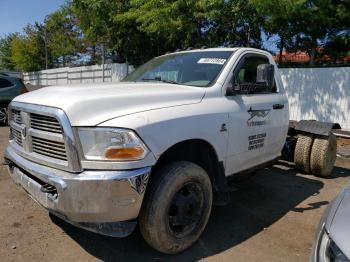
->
[{"left": 168, "top": 182, "right": 204, "bottom": 237}]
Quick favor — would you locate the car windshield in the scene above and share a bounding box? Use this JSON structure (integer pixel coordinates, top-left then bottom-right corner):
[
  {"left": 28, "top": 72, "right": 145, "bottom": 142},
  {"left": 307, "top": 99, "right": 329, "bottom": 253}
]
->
[{"left": 122, "top": 51, "right": 233, "bottom": 87}]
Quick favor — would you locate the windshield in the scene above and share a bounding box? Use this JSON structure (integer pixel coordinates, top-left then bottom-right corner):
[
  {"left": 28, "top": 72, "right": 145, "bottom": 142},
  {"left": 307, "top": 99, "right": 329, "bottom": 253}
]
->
[{"left": 123, "top": 51, "right": 233, "bottom": 87}]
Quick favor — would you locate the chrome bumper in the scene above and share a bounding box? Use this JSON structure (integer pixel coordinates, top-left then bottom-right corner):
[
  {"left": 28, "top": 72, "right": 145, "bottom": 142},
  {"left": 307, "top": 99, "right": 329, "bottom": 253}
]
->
[{"left": 5, "top": 146, "right": 151, "bottom": 237}]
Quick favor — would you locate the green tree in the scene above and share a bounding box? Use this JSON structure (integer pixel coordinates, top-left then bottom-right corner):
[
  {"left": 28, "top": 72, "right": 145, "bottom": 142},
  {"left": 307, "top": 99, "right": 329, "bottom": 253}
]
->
[
  {"left": 105, "top": 0, "right": 263, "bottom": 62},
  {"left": 123, "top": 0, "right": 217, "bottom": 48},
  {"left": 322, "top": 32, "right": 350, "bottom": 63},
  {"left": 0, "top": 34, "right": 17, "bottom": 70},
  {"left": 71, "top": 0, "right": 159, "bottom": 65},
  {"left": 250, "top": 0, "right": 302, "bottom": 63},
  {"left": 213, "top": 0, "right": 264, "bottom": 48},
  {"left": 252, "top": 0, "right": 350, "bottom": 65},
  {"left": 288, "top": 0, "right": 350, "bottom": 65},
  {"left": 3, "top": 0, "right": 348, "bottom": 70},
  {"left": 10, "top": 25, "right": 46, "bottom": 71},
  {"left": 123, "top": 0, "right": 263, "bottom": 49},
  {"left": 44, "top": 5, "right": 83, "bottom": 67}
]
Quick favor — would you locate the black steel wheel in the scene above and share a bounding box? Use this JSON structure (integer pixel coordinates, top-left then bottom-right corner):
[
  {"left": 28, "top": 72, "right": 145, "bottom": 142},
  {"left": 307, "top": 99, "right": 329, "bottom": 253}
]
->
[
  {"left": 139, "top": 161, "right": 212, "bottom": 254},
  {"left": 168, "top": 182, "right": 205, "bottom": 238}
]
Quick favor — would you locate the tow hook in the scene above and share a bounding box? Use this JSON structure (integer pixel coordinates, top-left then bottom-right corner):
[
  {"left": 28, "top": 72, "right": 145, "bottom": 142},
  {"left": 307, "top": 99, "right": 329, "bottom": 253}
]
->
[
  {"left": 2, "top": 159, "right": 14, "bottom": 172},
  {"left": 40, "top": 184, "right": 58, "bottom": 200},
  {"left": 2, "top": 159, "right": 12, "bottom": 166},
  {"left": 40, "top": 184, "right": 57, "bottom": 194}
]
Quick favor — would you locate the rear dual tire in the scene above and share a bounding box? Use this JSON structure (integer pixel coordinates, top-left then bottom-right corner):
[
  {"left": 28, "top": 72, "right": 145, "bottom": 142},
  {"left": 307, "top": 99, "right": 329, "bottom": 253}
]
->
[
  {"left": 294, "top": 133, "right": 337, "bottom": 177},
  {"left": 139, "top": 161, "right": 212, "bottom": 254},
  {"left": 310, "top": 133, "right": 337, "bottom": 177},
  {"left": 294, "top": 134, "right": 314, "bottom": 173}
]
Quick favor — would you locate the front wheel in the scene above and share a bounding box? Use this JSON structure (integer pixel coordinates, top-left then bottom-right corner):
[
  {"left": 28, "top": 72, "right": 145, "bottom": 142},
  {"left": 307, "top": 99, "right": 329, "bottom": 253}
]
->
[
  {"left": 0, "top": 107, "right": 8, "bottom": 126},
  {"left": 139, "top": 161, "right": 212, "bottom": 254}
]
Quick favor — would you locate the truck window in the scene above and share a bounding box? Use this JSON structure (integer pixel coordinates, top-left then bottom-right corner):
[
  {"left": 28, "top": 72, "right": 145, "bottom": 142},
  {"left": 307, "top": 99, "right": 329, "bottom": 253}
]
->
[
  {"left": 0, "top": 78, "right": 13, "bottom": 88},
  {"left": 123, "top": 51, "right": 234, "bottom": 87},
  {"left": 233, "top": 55, "right": 277, "bottom": 93}
]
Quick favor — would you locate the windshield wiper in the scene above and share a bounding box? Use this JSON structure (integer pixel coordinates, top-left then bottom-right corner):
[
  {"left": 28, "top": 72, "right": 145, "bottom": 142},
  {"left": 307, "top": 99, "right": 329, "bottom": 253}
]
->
[{"left": 141, "top": 77, "right": 179, "bottom": 85}]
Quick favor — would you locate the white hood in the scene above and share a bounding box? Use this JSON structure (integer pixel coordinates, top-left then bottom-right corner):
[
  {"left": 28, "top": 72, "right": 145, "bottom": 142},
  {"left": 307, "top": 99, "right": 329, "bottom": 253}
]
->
[{"left": 13, "top": 82, "right": 205, "bottom": 126}]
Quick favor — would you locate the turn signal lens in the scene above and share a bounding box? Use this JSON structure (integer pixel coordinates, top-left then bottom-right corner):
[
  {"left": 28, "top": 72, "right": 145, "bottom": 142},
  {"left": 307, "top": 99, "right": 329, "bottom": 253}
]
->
[{"left": 105, "top": 147, "right": 145, "bottom": 160}]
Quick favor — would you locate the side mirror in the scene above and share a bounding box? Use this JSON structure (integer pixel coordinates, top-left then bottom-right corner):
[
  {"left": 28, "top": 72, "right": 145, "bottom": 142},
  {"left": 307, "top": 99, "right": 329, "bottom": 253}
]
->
[{"left": 257, "top": 64, "right": 274, "bottom": 89}]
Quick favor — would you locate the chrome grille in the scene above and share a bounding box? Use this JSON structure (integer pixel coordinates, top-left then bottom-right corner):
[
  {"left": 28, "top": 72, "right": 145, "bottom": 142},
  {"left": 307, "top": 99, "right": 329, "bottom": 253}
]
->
[
  {"left": 8, "top": 102, "right": 81, "bottom": 172},
  {"left": 30, "top": 113, "right": 62, "bottom": 134},
  {"left": 11, "top": 109, "right": 22, "bottom": 124},
  {"left": 32, "top": 136, "right": 68, "bottom": 161},
  {"left": 10, "top": 128, "right": 22, "bottom": 146},
  {"left": 9, "top": 111, "right": 68, "bottom": 161}
]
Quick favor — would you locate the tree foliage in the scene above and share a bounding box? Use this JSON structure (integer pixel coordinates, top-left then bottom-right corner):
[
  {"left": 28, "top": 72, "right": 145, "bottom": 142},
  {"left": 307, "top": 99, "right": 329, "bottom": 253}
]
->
[
  {"left": 0, "top": 33, "right": 17, "bottom": 70},
  {"left": 44, "top": 5, "right": 83, "bottom": 67},
  {"left": 0, "top": 0, "right": 348, "bottom": 71},
  {"left": 10, "top": 25, "right": 46, "bottom": 71}
]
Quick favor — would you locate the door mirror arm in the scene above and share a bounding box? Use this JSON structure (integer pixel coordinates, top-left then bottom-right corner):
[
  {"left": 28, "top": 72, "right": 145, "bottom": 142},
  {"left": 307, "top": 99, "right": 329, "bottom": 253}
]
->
[
  {"left": 226, "top": 84, "right": 238, "bottom": 96},
  {"left": 226, "top": 83, "right": 243, "bottom": 96},
  {"left": 226, "top": 76, "right": 240, "bottom": 96}
]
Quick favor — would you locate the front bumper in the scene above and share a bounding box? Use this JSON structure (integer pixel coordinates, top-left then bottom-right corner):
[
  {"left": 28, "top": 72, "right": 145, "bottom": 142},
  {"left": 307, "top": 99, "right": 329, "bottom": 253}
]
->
[{"left": 4, "top": 146, "right": 151, "bottom": 237}]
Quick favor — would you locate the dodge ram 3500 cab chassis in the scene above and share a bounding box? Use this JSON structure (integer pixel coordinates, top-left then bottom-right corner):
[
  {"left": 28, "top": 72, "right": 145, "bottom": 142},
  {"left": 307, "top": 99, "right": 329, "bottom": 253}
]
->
[{"left": 4, "top": 48, "right": 337, "bottom": 254}]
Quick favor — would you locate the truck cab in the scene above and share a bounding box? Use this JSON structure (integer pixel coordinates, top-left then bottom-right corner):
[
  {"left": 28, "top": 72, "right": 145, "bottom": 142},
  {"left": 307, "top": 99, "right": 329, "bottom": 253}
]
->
[{"left": 5, "top": 48, "right": 290, "bottom": 254}]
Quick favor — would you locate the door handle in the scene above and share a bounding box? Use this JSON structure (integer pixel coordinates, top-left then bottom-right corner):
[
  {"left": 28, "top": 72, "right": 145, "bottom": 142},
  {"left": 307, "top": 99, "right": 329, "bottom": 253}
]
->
[{"left": 273, "top": 104, "right": 284, "bottom": 110}]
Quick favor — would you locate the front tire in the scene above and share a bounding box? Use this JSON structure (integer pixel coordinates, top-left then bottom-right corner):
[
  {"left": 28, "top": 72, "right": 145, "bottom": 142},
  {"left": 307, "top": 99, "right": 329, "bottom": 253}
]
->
[{"left": 139, "top": 161, "right": 212, "bottom": 254}]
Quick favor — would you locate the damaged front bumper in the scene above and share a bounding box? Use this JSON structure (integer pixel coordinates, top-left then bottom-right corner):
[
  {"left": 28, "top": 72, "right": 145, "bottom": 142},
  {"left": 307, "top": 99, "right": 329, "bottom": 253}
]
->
[{"left": 4, "top": 146, "right": 151, "bottom": 237}]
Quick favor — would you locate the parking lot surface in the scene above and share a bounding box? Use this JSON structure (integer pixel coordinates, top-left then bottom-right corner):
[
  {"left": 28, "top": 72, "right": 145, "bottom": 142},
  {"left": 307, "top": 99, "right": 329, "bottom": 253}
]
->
[{"left": 0, "top": 126, "right": 349, "bottom": 262}]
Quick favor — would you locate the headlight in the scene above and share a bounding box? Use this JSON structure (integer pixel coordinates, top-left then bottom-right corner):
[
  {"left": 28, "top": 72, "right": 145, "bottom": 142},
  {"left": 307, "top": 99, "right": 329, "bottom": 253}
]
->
[
  {"left": 317, "top": 228, "right": 349, "bottom": 262},
  {"left": 77, "top": 128, "right": 149, "bottom": 161}
]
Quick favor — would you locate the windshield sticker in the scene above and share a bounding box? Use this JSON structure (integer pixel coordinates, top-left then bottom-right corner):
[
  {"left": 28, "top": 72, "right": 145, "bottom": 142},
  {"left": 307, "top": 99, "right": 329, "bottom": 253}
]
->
[{"left": 197, "top": 58, "right": 227, "bottom": 65}]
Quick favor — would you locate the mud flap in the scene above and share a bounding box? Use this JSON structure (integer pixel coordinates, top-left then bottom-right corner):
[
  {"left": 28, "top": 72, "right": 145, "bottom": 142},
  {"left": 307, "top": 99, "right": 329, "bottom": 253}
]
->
[
  {"left": 213, "top": 162, "right": 230, "bottom": 206},
  {"left": 293, "top": 120, "right": 341, "bottom": 136}
]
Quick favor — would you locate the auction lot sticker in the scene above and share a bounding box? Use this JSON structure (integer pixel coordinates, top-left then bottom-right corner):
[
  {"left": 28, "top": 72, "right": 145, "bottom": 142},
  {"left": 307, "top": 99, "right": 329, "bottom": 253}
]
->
[{"left": 198, "top": 58, "right": 227, "bottom": 65}]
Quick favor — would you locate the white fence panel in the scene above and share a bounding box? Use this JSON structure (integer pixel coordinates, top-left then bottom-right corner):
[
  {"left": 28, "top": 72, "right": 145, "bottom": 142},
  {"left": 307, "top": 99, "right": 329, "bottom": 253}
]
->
[
  {"left": 280, "top": 67, "right": 350, "bottom": 130},
  {"left": 44, "top": 67, "right": 69, "bottom": 86},
  {"left": 23, "top": 63, "right": 133, "bottom": 86}
]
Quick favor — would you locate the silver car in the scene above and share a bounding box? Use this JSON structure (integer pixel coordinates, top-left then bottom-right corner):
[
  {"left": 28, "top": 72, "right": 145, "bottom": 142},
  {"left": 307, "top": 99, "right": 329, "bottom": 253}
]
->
[{"left": 311, "top": 182, "right": 350, "bottom": 261}]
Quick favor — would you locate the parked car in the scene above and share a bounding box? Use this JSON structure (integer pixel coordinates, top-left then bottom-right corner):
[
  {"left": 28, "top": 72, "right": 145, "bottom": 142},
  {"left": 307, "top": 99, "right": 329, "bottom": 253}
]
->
[
  {"left": 311, "top": 182, "right": 350, "bottom": 262},
  {"left": 4, "top": 48, "right": 338, "bottom": 254},
  {"left": 0, "top": 73, "right": 28, "bottom": 125}
]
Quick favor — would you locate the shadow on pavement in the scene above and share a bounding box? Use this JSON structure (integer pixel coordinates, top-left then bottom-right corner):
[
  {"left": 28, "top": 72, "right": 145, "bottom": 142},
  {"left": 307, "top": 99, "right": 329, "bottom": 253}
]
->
[{"left": 51, "top": 160, "right": 333, "bottom": 261}]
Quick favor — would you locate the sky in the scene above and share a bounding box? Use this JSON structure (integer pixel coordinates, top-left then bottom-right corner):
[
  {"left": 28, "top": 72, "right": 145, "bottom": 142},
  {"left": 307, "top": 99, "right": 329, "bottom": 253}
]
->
[
  {"left": 0, "top": 0, "right": 278, "bottom": 52},
  {"left": 0, "top": 0, "right": 65, "bottom": 37}
]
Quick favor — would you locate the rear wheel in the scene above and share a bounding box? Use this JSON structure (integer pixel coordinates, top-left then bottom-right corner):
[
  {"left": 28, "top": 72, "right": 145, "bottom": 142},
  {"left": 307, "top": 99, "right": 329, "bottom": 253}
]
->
[
  {"left": 310, "top": 133, "right": 337, "bottom": 177},
  {"left": 139, "top": 161, "right": 212, "bottom": 254},
  {"left": 0, "top": 107, "right": 8, "bottom": 126},
  {"left": 294, "top": 133, "right": 314, "bottom": 173}
]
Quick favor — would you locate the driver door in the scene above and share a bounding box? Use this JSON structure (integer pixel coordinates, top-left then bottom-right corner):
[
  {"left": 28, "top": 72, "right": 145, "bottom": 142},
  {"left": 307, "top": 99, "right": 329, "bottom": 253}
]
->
[{"left": 224, "top": 54, "right": 286, "bottom": 175}]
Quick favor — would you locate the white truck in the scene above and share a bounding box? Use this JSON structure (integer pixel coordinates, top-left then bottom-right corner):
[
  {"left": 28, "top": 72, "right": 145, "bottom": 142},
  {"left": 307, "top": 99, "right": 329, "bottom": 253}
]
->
[{"left": 4, "top": 48, "right": 337, "bottom": 254}]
